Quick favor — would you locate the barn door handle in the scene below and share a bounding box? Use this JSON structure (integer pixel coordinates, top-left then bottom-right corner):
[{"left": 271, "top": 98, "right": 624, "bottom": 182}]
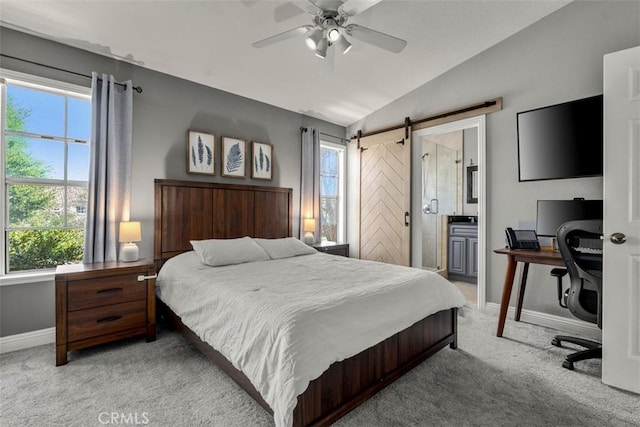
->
[{"left": 404, "top": 212, "right": 410, "bottom": 226}]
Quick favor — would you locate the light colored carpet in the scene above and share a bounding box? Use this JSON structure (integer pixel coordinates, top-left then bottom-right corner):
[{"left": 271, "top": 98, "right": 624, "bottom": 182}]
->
[{"left": 2, "top": 307, "right": 638, "bottom": 427}]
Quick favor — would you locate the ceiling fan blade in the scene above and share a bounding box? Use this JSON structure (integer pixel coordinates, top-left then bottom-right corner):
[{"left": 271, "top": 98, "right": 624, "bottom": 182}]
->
[
  {"left": 345, "top": 24, "right": 407, "bottom": 53},
  {"left": 275, "top": 0, "right": 323, "bottom": 23},
  {"left": 339, "top": 0, "right": 382, "bottom": 16},
  {"left": 252, "top": 25, "right": 313, "bottom": 48}
]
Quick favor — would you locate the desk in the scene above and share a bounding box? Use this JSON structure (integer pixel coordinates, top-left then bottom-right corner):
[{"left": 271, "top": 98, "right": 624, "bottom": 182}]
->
[{"left": 494, "top": 248, "right": 564, "bottom": 337}]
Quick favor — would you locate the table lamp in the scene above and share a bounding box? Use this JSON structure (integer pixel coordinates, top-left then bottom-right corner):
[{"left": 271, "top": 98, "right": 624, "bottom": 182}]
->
[
  {"left": 303, "top": 218, "right": 316, "bottom": 244},
  {"left": 119, "top": 221, "right": 141, "bottom": 262}
]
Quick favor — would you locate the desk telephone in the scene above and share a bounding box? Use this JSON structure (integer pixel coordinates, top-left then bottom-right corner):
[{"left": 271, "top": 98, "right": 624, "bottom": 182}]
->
[{"left": 505, "top": 227, "right": 541, "bottom": 250}]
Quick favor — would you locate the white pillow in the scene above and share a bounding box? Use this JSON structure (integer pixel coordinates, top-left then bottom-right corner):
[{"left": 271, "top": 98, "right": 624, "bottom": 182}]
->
[
  {"left": 190, "top": 237, "right": 269, "bottom": 266},
  {"left": 253, "top": 237, "right": 317, "bottom": 259}
]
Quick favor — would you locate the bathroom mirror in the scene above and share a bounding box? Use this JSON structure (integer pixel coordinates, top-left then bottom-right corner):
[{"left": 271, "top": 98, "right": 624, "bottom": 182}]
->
[{"left": 467, "top": 165, "right": 478, "bottom": 204}]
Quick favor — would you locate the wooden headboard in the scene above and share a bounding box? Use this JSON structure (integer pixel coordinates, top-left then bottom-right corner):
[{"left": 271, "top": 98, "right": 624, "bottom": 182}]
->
[{"left": 154, "top": 179, "right": 293, "bottom": 268}]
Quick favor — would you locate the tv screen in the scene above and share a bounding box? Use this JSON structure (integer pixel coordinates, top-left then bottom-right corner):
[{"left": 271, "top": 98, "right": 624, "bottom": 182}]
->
[
  {"left": 536, "top": 199, "right": 603, "bottom": 237},
  {"left": 517, "top": 95, "right": 603, "bottom": 182}
]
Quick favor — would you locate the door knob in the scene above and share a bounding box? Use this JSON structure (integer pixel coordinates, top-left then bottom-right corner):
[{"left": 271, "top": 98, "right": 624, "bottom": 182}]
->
[{"left": 610, "top": 232, "right": 627, "bottom": 244}]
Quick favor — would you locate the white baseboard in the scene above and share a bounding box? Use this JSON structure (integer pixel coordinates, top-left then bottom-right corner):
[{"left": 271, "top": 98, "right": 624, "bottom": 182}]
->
[
  {"left": 484, "top": 302, "right": 601, "bottom": 341},
  {"left": 0, "top": 327, "right": 55, "bottom": 354}
]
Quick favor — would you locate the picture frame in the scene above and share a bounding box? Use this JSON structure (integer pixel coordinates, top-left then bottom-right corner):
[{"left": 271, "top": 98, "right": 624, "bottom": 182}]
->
[
  {"left": 251, "top": 141, "right": 273, "bottom": 181},
  {"left": 221, "top": 137, "right": 246, "bottom": 178},
  {"left": 187, "top": 130, "right": 215, "bottom": 175}
]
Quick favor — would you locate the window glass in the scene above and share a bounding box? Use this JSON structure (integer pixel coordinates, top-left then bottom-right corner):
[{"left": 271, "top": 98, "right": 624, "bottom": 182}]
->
[
  {"left": 8, "top": 184, "right": 64, "bottom": 227},
  {"left": 7, "top": 85, "right": 65, "bottom": 137},
  {"left": 5, "top": 137, "right": 63, "bottom": 179},
  {"left": 68, "top": 143, "right": 90, "bottom": 181},
  {"left": 67, "top": 96, "right": 91, "bottom": 141},
  {"left": 66, "top": 186, "right": 88, "bottom": 227},
  {"left": 8, "top": 229, "right": 84, "bottom": 271},
  {"left": 3, "top": 76, "right": 90, "bottom": 273},
  {"left": 319, "top": 143, "right": 345, "bottom": 243}
]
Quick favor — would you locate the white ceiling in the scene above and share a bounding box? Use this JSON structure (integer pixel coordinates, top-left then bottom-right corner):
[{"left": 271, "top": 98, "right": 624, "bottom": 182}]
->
[{"left": 0, "top": 0, "right": 570, "bottom": 126}]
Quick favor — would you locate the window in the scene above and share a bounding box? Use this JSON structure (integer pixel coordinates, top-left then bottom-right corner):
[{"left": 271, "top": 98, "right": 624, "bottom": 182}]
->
[
  {"left": 1, "top": 71, "right": 91, "bottom": 273},
  {"left": 320, "top": 141, "right": 346, "bottom": 243}
]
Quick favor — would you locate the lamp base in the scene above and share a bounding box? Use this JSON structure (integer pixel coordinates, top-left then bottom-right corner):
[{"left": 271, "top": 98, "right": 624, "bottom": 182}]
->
[
  {"left": 121, "top": 243, "right": 139, "bottom": 262},
  {"left": 304, "top": 232, "right": 315, "bottom": 244}
]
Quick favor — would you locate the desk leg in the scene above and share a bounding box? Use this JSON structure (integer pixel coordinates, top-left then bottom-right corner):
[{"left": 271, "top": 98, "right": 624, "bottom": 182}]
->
[
  {"left": 497, "top": 255, "right": 517, "bottom": 337},
  {"left": 515, "top": 263, "right": 530, "bottom": 322}
]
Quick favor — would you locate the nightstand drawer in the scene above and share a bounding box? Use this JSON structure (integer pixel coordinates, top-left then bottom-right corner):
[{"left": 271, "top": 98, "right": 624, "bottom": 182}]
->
[
  {"left": 67, "top": 300, "right": 147, "bottom": 342},
  {"left": 312, "top": 243, "right": 349, "bottom": 257},
  {"left": 68, "top": 275, "right": 146, "bottom": 311}
]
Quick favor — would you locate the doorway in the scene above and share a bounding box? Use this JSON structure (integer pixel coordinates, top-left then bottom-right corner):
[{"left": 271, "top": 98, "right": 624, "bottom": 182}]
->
[{"left": 411, "top": 116, "right": 486, "bottom": 310}]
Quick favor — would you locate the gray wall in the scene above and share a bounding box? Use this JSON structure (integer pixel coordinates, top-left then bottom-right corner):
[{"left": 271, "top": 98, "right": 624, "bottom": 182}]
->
[
  {"left": 0, "top": 27, "right": 345, "bottom": 336},
  {"left": 347, "top": 1, "right": 640, "bottom": 319}
]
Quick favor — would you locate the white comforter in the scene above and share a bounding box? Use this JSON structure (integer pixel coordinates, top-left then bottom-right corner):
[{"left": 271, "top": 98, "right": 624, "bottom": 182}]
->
[{"left": 156, "top": 251, "right": 466, "bottom": 427}]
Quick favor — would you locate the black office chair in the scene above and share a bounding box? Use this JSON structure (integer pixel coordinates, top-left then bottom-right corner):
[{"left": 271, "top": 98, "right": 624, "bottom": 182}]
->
[{"left": 551, "top": 219, "right": 603, "bottom": 370}]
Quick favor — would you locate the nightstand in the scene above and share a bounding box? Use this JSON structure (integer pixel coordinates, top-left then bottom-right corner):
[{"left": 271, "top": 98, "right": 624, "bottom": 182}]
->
[
  {"left": 55, "top": 260, "right": 156, "bottom": 366},
  {"left": 311, "top": 242, "right": 350, "bottom": 257}
]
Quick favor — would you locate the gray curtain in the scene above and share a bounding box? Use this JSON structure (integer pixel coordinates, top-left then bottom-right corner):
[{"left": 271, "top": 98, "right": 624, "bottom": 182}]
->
[
  {"left": 83, "top": 72, "right": 133, "bottom": 263},
  {"left": 300, "top": 127, "right": 321, "bottom": 241}
]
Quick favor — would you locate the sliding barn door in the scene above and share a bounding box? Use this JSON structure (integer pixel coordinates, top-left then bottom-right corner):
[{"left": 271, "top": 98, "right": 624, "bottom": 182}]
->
[{"left": 359, "top": 128, "right": 411, "bottom": 266}]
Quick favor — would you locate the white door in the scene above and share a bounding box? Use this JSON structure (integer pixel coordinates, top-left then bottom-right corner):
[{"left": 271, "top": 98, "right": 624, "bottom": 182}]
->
[{"left": 602, "top": 46, "right": 640, "bottom": 394}]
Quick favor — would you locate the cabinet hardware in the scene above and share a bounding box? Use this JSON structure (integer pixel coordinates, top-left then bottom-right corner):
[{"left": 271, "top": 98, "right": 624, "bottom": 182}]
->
[
  {"left": 96, "top": 315, "right": 122, "bottom": 324},
  {"left": 96, "top": 288, "right": 123, "bottom": 295}
]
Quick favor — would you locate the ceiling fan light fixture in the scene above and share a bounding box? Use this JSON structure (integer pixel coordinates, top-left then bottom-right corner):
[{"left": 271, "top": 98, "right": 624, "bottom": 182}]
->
[
  {"left": 305, "top": 28, "right": 323, "bottom": 50},
  {"left": 327, "top": 27, "right": 341, "bottom": 42},
  {"left": 315, "top": 37, "right": 328, "bottom": 59},
  {"left": 336, "top": 34, "right": 352, "bottom": 54}
]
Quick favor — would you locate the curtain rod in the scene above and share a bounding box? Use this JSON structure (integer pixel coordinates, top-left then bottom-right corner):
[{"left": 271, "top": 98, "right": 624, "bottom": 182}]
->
[
  {"left": 0, "top": 53, "right": 143, "bottom": 93},
  {"left": 300, "top": 127, "right": 349, "bottom": 144}
]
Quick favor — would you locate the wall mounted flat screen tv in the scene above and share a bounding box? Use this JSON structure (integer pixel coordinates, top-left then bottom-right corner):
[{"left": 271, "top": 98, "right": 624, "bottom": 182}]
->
[{"left": 517, "top": 95, "right": 603, "bottom": 182}]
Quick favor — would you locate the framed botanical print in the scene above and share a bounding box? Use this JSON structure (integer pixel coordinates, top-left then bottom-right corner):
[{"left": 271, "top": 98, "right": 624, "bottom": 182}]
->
[
  {"left": 251, "top": 141, "right": 273, "bottom": 181},
  {"left": 221, "top": 136, "right": 246, "bottom": 178},
  {"left": 187, "top": 130, "right": 215, "bottom": 175}
]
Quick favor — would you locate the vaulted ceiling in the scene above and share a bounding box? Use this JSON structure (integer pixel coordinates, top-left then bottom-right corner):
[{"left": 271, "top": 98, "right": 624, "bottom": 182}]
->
[{"left": 0, "top": 0, "right": 569, "bottom": 126}]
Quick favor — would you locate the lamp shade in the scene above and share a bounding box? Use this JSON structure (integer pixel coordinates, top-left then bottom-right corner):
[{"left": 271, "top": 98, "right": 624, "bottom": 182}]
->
[
  {"left": 119, "top": 221, "right": 141, "bottom": 243},
  {"left": 303, "top": 218, "right": 316, "bottom": 232}
]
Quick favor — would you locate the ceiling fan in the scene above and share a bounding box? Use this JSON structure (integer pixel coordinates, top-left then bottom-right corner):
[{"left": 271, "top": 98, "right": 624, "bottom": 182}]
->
[{"left": 252, "top": 0, "right": 407, "bottom": 59}]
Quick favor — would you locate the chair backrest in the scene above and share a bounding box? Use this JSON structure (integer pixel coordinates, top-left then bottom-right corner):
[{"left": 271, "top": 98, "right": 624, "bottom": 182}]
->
[{"left": 557, "top": 219, "right": 603, "bottom": 327}]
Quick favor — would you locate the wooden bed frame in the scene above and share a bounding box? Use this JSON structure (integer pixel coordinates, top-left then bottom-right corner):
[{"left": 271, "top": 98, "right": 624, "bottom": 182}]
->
[{"left": 154, "top": 179, "right": 458, "bottom": 426}]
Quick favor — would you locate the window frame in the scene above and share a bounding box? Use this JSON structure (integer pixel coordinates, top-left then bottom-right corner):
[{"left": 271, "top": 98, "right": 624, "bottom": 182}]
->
[
  {"left": 0, "top": 69, "right": 91, "bottom": 280},
  {"left": 319, "top": 140, "right": 346, "bottom": 244}
]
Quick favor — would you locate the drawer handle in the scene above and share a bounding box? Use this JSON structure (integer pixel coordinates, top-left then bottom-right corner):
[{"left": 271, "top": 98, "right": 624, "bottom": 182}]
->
[
  {"left": 137, "top": 274, "right": 157, "bottom": 282},
  {"left": 96, "top": 288, "right": 123, "bottom": 295},
  {"left": 96, "top": 315, "right": 122, "bottom": 324}
]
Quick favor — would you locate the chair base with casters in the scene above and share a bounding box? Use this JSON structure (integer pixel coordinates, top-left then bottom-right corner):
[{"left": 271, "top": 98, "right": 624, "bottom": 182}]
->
[
  {"left": 554, "top": 219, "right": 604, "bottom": 371},
  {"left": 551, "top": 335, "right": 602, "bottom": 370}
]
